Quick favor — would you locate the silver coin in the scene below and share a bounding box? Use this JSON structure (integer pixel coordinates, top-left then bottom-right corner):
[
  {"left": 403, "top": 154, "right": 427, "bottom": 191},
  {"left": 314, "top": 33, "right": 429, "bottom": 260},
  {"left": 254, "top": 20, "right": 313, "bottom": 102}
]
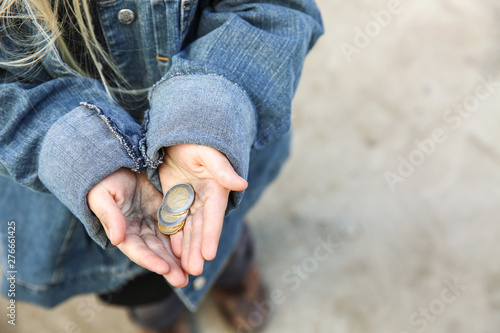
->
[
  {"left": 162, "top": 183, "right": 195, "bottom": 215},
  {"left": 157, "top": 206, "right": 188, "bottom": 228}
]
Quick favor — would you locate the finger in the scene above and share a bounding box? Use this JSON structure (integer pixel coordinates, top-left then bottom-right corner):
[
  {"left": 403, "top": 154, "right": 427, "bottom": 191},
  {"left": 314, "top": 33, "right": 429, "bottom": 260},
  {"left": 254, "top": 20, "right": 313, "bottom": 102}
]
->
[
  {"left": 117, "top": 235, "right": 170, "bottom": 275},
  {"left": 165, "top": 272, "right": 189, "bottom": 288},
  {"left": 170, "top": 230, "right": 184, "bottom": 259},
  {"left": 181, "top": 215, "right": 194, "bottom": 273},
  {"left": 201, "top": 192, "right": 227, "bottom": 260},
  {"left": 143, "top": 234, "right": 189, "bottom": 287},
  {"left": 188, "top": 210, "right": 205, "bottom": 276},
  {"left": 203, "top": 150, "right": 248, "bottom": 191},
  {"left": 87, "top": 189, "right": 126, "bottom": 246}
]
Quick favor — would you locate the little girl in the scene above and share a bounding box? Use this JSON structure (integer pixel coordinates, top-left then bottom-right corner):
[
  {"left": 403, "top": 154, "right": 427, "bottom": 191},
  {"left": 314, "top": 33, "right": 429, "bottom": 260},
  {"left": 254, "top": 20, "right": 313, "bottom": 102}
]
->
[{"left": 0, "top": 0, "right": 323, "bottom": 331}]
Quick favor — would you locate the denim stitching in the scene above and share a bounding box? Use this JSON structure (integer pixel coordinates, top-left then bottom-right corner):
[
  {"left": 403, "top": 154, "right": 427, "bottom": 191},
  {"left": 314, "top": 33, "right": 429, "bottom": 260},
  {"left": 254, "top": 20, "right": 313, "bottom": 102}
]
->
[
  {"left": 139, "top": 139, "right": 163, "bottom": 169},
  {"left": 139, "top": 111, "right": 163, "bottom": 169},
  {"left": 80, "top": 102, "right": 144, "bottom": 172},
  {"left": 180, "top": 0, "right": 194, "bottom": 30},
  {"left": 180, "top": 0, "right": 193, "bottom": 30}
]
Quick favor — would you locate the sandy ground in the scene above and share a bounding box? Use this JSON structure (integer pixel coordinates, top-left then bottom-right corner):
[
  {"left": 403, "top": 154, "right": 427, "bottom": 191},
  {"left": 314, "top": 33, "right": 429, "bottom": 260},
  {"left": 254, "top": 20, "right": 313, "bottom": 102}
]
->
[{"left": 3, "top": 0, "right": 500, "bottom": 332}]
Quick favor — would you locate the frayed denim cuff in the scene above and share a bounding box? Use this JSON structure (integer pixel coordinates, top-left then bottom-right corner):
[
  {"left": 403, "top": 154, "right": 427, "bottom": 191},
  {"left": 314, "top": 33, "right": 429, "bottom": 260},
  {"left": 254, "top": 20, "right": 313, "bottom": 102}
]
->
[
  {"left": 145, "top": 74, "right": 257, "bottom": 213},
  {"left": 39, "top": 102, "right": 145, "bottom": 249}
]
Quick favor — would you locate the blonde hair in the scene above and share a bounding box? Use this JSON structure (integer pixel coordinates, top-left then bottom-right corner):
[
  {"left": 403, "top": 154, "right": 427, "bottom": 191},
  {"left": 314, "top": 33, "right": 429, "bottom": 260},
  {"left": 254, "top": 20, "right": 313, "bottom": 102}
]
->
[{"left": 0, "top": 0, "right": 125, "bottom": 95}]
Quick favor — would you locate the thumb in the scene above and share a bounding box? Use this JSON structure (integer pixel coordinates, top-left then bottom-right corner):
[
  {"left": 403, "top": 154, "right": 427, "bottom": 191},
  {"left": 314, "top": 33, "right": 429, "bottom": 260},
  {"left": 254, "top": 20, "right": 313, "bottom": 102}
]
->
[
  {"left": 203, "top": 149, "right": 248, "bottom": 192},
  {"left": 87, "top": 188, "right": 127, "bottom": 246}
]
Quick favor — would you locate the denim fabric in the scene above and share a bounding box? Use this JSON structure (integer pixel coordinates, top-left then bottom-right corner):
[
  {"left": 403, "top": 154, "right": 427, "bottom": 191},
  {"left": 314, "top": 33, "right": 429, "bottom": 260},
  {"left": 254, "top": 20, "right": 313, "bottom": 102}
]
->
[
  {"left": 0, "top": 129, "right": 290, "bottom": 310},
  {"left": 0, "top": 0, "right": 322, "bottom": 309}
]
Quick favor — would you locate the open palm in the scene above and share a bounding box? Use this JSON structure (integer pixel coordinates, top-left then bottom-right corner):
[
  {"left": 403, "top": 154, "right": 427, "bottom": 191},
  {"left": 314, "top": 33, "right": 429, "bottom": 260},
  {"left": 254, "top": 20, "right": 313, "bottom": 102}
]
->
[
  {"left": 87, "top": 168, "right": 188, "bottom": 287},
  {"left": 158, "top": 144, "right": 248, "bottom": 276}
]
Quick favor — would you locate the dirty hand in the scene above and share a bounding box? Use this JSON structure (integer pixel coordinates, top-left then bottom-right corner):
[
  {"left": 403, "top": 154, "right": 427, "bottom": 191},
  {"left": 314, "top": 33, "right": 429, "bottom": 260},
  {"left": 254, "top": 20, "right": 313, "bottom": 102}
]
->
[
  {"left": 87, "top": 168, "right": 188, "bottom": 287},
  {"left": 158, "top": 144, "right": 248, "bottom": 276}
]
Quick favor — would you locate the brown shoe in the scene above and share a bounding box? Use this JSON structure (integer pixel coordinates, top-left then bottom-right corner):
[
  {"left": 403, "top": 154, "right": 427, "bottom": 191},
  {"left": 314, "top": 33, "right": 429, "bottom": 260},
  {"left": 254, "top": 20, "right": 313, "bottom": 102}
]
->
[
  {"left": 139, "top": 313, "right": 192, "bottom": 333},
  {"left": 212, "top": 265, "right": 272, "bottom": 332}
]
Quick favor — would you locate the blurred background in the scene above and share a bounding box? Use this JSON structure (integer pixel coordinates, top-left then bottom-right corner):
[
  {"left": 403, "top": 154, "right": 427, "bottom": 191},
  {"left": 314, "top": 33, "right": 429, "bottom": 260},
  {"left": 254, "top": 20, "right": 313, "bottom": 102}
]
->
[{"left": 2, "top": 0, "right": 500, "bottom": 332}]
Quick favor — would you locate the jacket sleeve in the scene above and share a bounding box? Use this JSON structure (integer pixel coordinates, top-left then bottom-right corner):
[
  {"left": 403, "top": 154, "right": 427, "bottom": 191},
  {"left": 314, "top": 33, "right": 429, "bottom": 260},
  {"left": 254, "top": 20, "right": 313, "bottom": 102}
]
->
[
  {"left": 145, "top": 0, "right": 324, "bottom": 211},
  {"left": 0, "top": 64, "right": 145, "bottom": 248}
]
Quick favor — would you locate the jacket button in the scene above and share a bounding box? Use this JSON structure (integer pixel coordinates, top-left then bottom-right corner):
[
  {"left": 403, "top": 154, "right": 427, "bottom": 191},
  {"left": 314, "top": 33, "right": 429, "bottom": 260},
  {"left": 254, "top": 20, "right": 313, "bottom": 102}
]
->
[
  {"left": 118, "top": 9, "right": 135, "bottom": 25},
  {"left": 193, "top": 276, "right": 206, "bottom": 290}
]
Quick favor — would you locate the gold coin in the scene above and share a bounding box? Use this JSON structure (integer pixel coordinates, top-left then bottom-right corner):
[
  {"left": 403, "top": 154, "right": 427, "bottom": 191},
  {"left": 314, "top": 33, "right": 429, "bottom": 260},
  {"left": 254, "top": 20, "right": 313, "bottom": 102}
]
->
[
  {"left": 158, "top": 208, "right": 188, "bottom": 224},
  {"left": 157, "top": 207, "right": 188, "bottom": 234},
  {"left": 158, "top": 220, "right": 185, "bottom": 235}
]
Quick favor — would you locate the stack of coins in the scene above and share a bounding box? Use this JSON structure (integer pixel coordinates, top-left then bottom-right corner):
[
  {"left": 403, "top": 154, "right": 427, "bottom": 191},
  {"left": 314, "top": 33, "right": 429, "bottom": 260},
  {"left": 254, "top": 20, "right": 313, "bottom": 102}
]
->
[{"left": 157, "top": 183, "right": 195, "bottom": 235}]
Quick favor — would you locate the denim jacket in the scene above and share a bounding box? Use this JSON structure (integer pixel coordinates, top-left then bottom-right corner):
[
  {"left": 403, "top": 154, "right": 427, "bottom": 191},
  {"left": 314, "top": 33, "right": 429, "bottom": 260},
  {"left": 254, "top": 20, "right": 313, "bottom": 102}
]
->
[{"left": 0, "top": 0, "right": 323, "bottom": 310}]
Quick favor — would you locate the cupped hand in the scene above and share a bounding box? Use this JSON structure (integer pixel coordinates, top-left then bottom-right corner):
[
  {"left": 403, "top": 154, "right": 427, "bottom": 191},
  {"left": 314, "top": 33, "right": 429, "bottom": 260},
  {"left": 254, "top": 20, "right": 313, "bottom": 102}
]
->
[
  {"left": 87, "top": 168, "right": 188, "bottom": 287},
  {"left": 158, "top": 144, "right": 248, "bottom": 276}
]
